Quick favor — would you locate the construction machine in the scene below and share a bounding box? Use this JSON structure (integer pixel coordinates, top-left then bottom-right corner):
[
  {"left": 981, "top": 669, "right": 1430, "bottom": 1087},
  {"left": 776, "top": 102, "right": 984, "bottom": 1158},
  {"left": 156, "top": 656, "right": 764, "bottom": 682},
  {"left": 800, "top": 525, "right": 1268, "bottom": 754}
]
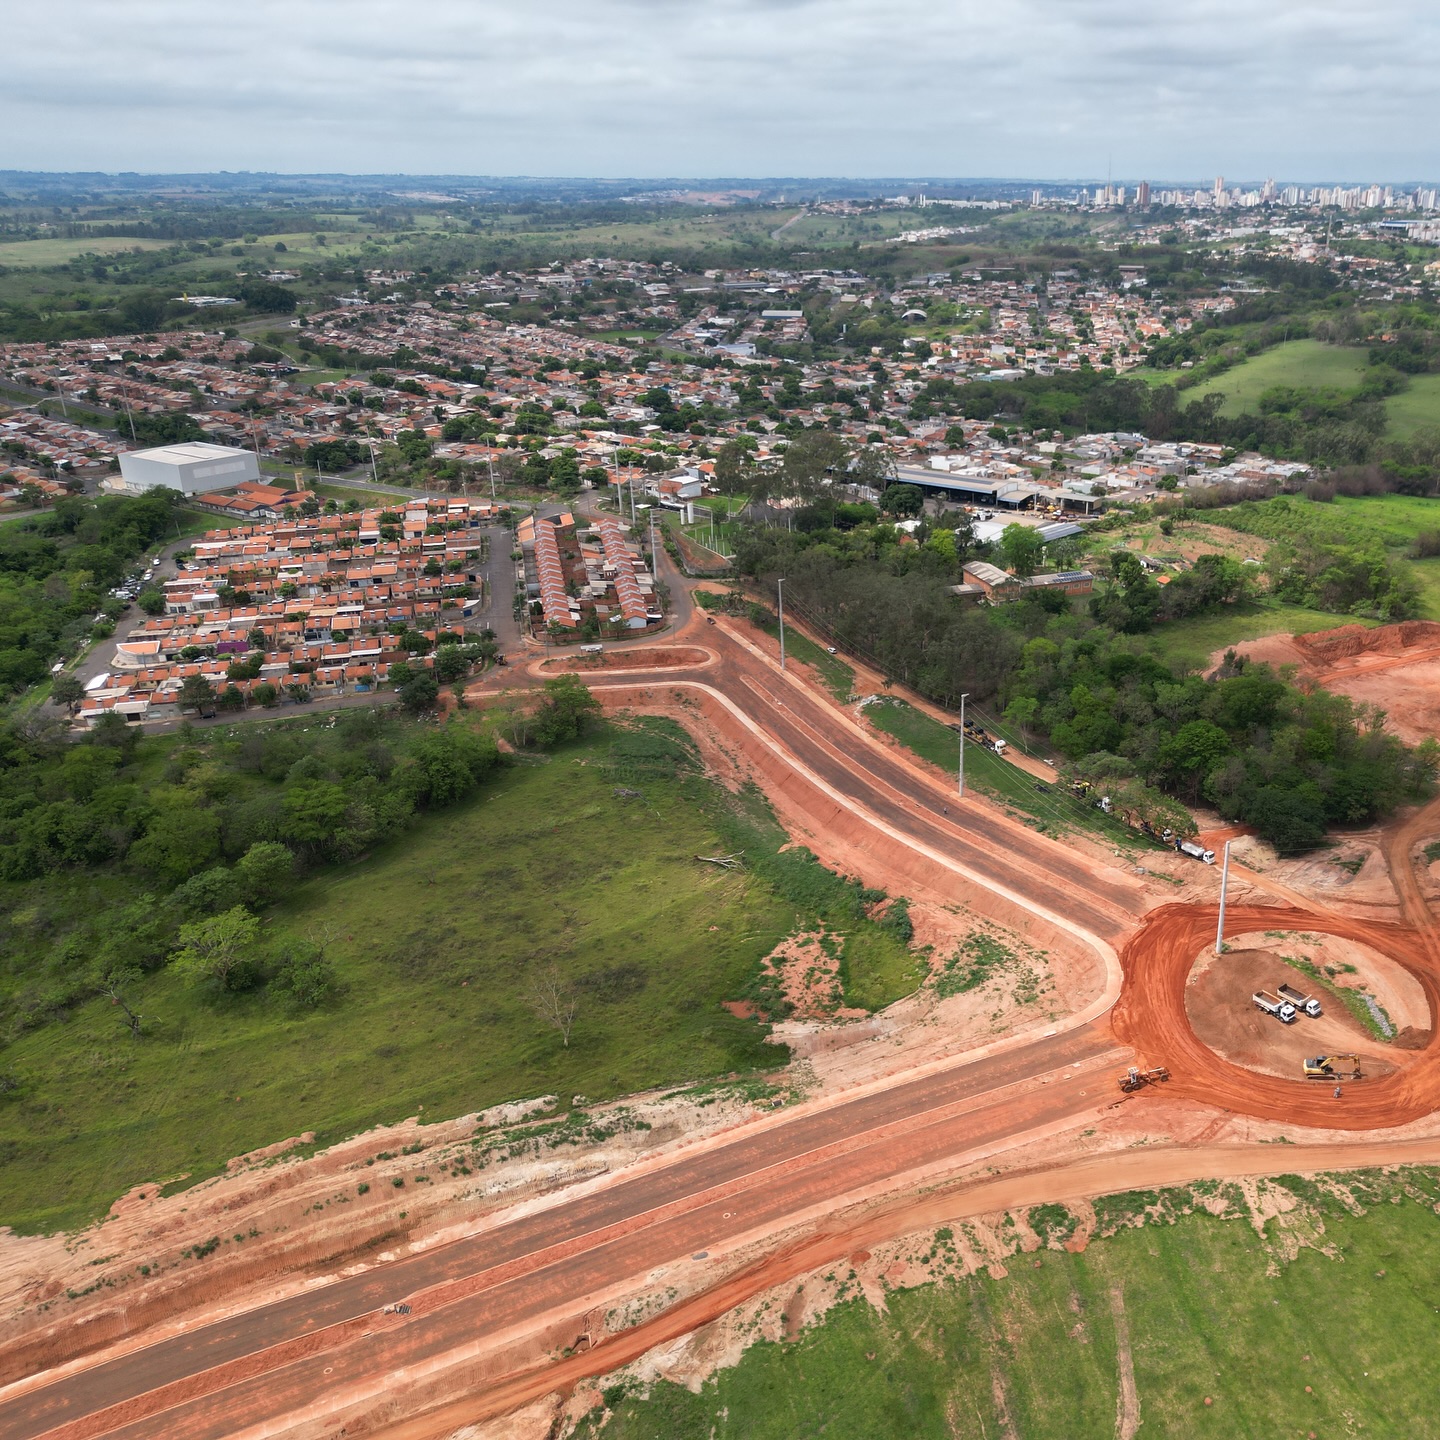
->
[
  {"left": 1304, "top": 1054, "right": 1362, "bottom": 1081},
  {"left": 1119, "top": 1065, "right": 1171, "bottom": 1093}
]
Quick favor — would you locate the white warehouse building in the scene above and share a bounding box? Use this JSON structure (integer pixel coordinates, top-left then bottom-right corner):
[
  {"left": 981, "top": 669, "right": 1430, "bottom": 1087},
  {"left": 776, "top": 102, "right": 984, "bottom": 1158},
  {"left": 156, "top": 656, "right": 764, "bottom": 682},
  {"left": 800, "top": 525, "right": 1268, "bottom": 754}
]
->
[{"left": 116, "top": 442, "right": 260, "bottom": 497}]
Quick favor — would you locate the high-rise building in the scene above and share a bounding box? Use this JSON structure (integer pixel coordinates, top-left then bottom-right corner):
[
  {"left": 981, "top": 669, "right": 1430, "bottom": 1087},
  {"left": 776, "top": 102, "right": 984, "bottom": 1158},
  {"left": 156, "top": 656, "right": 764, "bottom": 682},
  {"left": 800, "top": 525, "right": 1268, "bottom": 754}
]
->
[
  {"left": 1213, "top": 175, "right": 1225, "bottom": 197},
  {"left": 1136, "top": 181, "right": 1151, "bottom": 207}
]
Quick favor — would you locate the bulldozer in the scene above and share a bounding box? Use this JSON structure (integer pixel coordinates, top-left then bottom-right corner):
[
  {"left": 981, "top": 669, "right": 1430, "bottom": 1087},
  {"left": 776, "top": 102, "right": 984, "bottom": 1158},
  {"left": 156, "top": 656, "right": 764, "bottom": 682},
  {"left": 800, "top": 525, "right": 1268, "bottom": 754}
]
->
[
  {"left": 1119, "top": 1065, "right": 1171, "bottom": 1093},
  {"left": 1304, "top": 1054, "right": 1362, "bottom": 1081}
]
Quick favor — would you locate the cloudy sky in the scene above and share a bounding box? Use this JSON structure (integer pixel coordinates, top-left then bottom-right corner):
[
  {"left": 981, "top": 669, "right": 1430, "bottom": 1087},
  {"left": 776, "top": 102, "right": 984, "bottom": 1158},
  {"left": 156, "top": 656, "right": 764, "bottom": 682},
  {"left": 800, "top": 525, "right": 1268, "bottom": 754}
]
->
[{"left": 8, "top": 0, "right": 1437, "bottom": 180}]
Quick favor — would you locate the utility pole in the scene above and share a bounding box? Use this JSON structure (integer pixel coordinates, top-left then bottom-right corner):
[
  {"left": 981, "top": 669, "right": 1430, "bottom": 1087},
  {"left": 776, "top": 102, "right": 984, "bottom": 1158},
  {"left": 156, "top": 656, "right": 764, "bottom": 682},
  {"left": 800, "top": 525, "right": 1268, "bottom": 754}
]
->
[
  {"left": 368, "top": 440, "right": 380, "bottom": 486},
  {"left": 648, "top": 505, "right": 656, "bottom": 573},
  {"left": 487, "top": 452, "right": 496, "bottom": 503},
  {"left": 1215, "top": 839, "right": 1232, "bottom": 953},
  {"left": 777, "top": 577, "right": 786, "bottom": 670},
  {"left": 958, "top": 692, "right": 969, "bottom": 797}
]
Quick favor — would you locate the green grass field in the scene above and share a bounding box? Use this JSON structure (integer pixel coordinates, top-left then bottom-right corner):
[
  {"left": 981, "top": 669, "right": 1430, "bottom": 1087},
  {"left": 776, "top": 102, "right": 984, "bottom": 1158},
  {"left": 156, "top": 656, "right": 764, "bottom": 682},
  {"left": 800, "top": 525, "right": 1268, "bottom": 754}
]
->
[
  {"left": 1180, "top": 339, "right": 1370, "bottom": 416},
  {"left": 588, "top": 1168, "right": 1440, "bottom": 1440},
  {"left": 1384, "top": 373, "right": 1440, "bottom": 438},
  {"left": 1158, "top": 339, "right": 1440, "bottom": 438},
  {"left": 0, "top": 719, "right": 922, "bottom": 1233},
  {"left": 0, "top": 237, "right": 173, "bottom": 267}
]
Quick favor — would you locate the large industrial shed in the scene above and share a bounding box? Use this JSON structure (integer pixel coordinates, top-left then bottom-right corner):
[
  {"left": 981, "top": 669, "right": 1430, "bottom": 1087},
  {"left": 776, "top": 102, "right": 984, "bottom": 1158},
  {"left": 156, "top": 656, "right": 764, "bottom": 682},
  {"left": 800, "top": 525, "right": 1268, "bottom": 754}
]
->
[{"left": 116, "top": 442, "right": 260, "bottom": 497}]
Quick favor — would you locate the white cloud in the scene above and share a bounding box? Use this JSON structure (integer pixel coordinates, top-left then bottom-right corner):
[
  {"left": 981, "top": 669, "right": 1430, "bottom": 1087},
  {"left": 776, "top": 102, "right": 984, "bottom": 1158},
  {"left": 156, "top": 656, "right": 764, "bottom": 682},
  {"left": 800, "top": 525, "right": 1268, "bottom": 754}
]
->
[{"left": 6, "top": 0, "right": 1438, "bottom": 178}]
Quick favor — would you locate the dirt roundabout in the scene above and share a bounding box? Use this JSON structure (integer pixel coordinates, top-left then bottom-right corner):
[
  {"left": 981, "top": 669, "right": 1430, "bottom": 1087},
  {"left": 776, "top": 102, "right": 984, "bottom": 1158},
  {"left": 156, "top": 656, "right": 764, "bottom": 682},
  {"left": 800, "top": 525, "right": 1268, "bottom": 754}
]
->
[{"left": 1115, "top": 900, "right": 1440, "bottom": 1128}]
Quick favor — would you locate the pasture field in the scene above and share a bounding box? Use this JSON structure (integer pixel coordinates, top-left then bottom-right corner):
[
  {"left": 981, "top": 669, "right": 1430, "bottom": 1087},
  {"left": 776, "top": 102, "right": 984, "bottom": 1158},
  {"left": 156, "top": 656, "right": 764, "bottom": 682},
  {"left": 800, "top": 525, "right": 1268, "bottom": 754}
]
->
[
  {"left": 587, "top": 1169, "right": 1440, "bottom": 1440},
  {"left": 0, "top": 718, "right": 919, "bottom": 1233},
  {"left": 0, "top": 236, "right": 173, "bottom": 267},
  {"left": 1178, "top": 339, "right": 1370, "bottom": 414}
]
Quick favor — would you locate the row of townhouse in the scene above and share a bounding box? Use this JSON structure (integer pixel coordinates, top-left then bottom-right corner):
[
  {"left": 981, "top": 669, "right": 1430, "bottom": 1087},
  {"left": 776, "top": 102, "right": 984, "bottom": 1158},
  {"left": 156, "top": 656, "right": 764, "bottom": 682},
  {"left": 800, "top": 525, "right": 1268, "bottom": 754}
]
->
[{"left": 79, "top": 644, "right": 438, "bottom": 728}]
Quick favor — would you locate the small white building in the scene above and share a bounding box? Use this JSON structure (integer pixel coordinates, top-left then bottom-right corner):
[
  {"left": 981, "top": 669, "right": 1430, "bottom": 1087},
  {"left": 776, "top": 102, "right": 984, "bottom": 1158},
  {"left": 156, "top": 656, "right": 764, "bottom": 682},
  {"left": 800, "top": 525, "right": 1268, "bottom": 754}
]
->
[{"left": 117, "top": 442, "right": 260, "bottom": 497}]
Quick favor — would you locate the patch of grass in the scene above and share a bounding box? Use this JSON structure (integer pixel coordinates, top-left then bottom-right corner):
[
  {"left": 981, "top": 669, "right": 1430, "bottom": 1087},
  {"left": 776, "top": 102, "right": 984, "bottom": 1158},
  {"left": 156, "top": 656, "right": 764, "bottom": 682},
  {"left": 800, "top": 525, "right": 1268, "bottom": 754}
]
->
[
  {"left": 1179, "top": 339, "right": 1372, "bottom": 417},
  {"left": 934, "top": 928, "right": 1016, "bottom": 998},
  {"left": 859, "top": 696, "right": 1136, "bottom": 845},
  {"left": 1148, "top": 600, "right": 1374, "bottom": 672},
  {"left": 0, "top": 237, "right": 174, "bottom": 267},
  {"left": 750, "top": 614, "right": 854, "bottom": 699},
  {"left": 1383, "top": 373, "right": 1440, "bottom": 439},
  {"left": 0, "top": 725, "right": 847, "bottom": 1233},
  {"left": 587, "top": 1169, "right": 1440, "bottom": 1440}
]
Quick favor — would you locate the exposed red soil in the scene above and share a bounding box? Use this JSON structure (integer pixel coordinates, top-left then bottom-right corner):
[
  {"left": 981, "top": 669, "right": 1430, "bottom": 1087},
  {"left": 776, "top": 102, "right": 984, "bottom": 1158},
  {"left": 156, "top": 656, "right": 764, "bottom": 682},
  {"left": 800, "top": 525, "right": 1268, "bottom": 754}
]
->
[
  {"left": 536, "top": 646, "right": 712, "bottom": 673},
  {"left": 1184, "top": 948, "right": 1398, "bottom": 1081},
  {"left": 1222, "top": 621, "right": 1440, "bottom": 745}
]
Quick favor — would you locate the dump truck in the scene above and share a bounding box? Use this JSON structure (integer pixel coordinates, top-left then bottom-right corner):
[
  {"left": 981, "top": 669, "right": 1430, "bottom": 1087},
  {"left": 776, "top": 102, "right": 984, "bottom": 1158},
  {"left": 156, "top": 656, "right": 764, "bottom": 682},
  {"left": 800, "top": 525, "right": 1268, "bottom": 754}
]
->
[
  {"left": 1176, "top": 838, "right": 1217, "bottom": 864},
  {"left": 1277, "top": 982, "right": 1323, "bottom": 1018},
  {"left": 1304, "top": 1054, "right": 1362, "bottom": 1080},
  {"left": 1254, "top": 990, "right": 1298, "bottom": 1024},
  {"left": 1119, "top": 1065, "right": 1171, "bottom": 1093}
]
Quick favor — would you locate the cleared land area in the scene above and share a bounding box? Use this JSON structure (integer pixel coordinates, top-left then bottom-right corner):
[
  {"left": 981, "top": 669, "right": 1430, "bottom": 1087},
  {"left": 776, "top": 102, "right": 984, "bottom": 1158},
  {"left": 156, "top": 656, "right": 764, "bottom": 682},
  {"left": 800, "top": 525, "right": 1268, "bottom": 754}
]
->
[{"left": 588, "top": 1169, "right": 1440, "bottom": 1440}]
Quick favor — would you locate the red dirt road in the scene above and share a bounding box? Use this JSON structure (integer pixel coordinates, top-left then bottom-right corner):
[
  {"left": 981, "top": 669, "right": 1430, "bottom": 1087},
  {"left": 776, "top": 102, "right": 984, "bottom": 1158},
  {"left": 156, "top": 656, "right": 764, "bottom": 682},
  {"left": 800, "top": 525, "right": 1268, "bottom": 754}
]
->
[{"left": 0, "top": 1029, "right": 1120, "bottom": 1440}]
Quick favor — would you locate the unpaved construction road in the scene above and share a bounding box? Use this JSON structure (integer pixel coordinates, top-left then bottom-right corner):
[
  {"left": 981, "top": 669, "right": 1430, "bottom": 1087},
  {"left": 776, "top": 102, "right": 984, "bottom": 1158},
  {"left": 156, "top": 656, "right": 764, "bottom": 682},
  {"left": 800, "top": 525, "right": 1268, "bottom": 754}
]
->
[{"left": 7, "top": 595, "right": 1440, "bottom": 1440}]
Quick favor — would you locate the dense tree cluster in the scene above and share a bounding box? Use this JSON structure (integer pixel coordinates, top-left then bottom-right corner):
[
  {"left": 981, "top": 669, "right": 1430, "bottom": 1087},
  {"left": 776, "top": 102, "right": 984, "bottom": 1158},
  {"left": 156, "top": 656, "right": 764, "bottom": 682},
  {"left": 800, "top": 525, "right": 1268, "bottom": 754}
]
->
[
  {"left": 0, "top": 490, "right": 181, "bottom": 698},
  {"left": 0, "top": 709, "right": 503, "bottom": 1032}
]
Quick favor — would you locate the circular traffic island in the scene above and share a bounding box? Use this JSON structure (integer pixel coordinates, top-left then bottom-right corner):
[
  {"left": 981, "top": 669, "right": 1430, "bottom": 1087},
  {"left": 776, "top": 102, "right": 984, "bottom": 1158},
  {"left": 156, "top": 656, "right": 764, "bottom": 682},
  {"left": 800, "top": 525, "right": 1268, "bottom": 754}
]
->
[{"left": 1185, "top": 942, "right": 1411, "bottom": 1084}]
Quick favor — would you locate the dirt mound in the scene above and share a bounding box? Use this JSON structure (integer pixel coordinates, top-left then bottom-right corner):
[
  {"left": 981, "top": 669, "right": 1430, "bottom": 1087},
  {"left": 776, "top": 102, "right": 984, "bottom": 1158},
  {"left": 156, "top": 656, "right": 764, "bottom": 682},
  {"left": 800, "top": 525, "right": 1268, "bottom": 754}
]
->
[
  {"left": 1294, "top": 620, "right": 1440, "bottom": 665},
  {"left": 538, "top": 646, "right": 710, "bottom": 672}
]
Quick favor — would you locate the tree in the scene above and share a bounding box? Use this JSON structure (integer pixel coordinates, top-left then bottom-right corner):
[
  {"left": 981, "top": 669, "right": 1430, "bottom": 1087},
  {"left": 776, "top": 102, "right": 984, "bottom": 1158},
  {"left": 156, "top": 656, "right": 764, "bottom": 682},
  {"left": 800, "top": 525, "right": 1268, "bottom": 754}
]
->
[
  {"left": 999, "top": 524, "right": 1044, "bottom": 579},
  {"left": 550, "top": 449, "right": 581, "bottom": 494},
  {"left": 713, "top": 439, "right": 755, "bottom": 496},
  {"left": 780, "top": 430, "right": 848, "bottom": 506},
  {"left": 1004, "top": 696, "right": 1039, "bottom": 743},
  {"left": 880, "top": 483, "right": 923, "bottom": 518},
  {"left": 178, "top": 674, "right": 216, "bottom": 714},
  {"left": 236, "top": 841, "right": 295, "bottom": 905},
  {"left": 529, "top": 963, "right": 578, "bottom": 1047},
  {"left": 171, "top": 906, "right": 262, "bottom": 992},
  {"left": 237, "top": 280, "right": 297, "bottom": 314},
  {"left": 99, "top": 965, "right": 146, "bottom": 1039},
  {"left": 397, "top": 671, "right": 440, "bottom": 713},
  {"left": 136, "top": 588, "right": 167, "bottom": 616},
  {"left": 270, "top": 936, "right": 335, "bottom": 1007},
  {"left": 253, "top": 682, "right": 279, "bottom": 709},
  {"left": 130, "top": 807, "right": 222, "bottom": 884},
  {"left": 50, "top": 671, "right": 84, "bottom": 716},
  {"left": 396, "top": 429, "right": 433, "bottom": 464},
  {"left": 531, "top": 675, "right": 602, "bottom": 746},
  {"left": 434, "top": 646, "right": 471, "bottom": 683}
]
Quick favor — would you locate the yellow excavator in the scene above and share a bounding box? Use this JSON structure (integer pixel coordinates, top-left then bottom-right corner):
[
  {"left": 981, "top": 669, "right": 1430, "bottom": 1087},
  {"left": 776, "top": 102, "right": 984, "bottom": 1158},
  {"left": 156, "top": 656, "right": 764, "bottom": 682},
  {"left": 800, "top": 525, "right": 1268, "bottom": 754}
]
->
[{"left": 1303, "top": 1054, "right": 1362, "bottom": 1081}]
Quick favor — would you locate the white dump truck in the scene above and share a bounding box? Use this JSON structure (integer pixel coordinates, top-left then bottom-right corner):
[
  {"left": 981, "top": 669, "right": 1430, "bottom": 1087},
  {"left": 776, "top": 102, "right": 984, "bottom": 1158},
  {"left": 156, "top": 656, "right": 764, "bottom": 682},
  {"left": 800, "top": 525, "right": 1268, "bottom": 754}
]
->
[
  {"left": 1277, "top": 982, "right": 1323, "bottom": 1018},
  {"left": 1176, "top": 838, "right": 1217, "bottom": 864},
  {"left": 1253, "top": 990, "right": 1298, "bottom": 1024}
]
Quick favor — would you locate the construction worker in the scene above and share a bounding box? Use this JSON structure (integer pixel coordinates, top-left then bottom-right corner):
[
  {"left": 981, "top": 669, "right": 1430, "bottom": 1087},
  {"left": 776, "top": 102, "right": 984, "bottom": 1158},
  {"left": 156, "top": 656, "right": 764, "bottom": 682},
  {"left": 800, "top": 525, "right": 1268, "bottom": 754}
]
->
[{"left": 1334, "top": 1085, "right": 1342, "bottom": 1099}]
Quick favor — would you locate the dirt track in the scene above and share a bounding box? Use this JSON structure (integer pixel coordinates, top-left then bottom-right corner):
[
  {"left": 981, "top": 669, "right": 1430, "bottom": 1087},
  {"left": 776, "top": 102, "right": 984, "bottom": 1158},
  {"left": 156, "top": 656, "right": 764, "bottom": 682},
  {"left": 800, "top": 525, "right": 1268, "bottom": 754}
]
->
[{"left": 7, "top": 592, "right": 1440, "bottom": 1439}]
